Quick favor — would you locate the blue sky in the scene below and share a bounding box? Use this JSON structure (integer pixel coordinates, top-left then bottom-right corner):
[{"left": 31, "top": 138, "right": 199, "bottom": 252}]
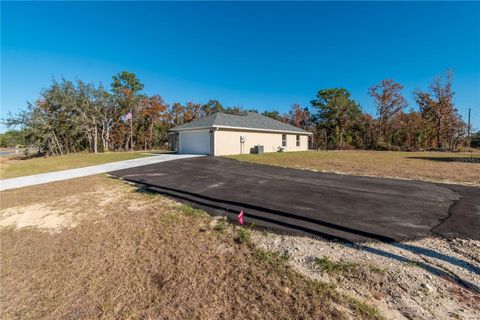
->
[{"left": 1, "top": 1, "right": 479, "bottom": 131}]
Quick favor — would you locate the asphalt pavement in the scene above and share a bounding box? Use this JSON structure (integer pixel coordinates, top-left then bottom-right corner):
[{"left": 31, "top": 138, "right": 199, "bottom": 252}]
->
[{"left": 110, "top": 157, "right": 480, "bottom": 243}]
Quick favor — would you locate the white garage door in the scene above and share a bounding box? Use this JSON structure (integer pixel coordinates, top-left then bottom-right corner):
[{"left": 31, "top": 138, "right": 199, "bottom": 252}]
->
[{"left": 179, "top": 130, "right": 211, "bottom": 155}]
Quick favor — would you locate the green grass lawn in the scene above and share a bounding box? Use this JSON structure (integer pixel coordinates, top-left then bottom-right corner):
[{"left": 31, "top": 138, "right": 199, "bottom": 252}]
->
[
  {"left": 0, "top": 151, "right": 155, "bottom": 179},
  {"left": 228, "top": 150, "right": 480, "bottom": 185}
]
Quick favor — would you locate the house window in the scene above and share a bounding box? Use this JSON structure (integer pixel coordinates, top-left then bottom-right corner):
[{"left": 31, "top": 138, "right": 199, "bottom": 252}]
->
[
  {"left": 282, "top": 134, "right": 287, "bottom": 147},
  {"left": 296, "top": 135, "right": 300, "bottom": 147}
]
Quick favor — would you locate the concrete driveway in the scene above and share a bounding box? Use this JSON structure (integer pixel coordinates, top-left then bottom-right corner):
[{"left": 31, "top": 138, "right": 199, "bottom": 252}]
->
[
  {"left": 110, "top": 157, "right": 480, "bottom": 243},
  {"left": 0, "top": 154, "right": 202, "bottom": 191}
]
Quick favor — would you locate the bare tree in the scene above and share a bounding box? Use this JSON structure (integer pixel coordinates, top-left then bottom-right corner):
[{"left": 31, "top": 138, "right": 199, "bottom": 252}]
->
[
  {"left": 369, "top": 79, "right": 408, "bottom": 146},
  {"left": 414, "top": 71, "right": 464, "bottom": 149}
]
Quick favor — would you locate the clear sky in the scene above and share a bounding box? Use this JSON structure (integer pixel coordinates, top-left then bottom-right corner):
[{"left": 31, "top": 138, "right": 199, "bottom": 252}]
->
[{"left": 1, "top": 1, "right": 479, "bottom": 132}]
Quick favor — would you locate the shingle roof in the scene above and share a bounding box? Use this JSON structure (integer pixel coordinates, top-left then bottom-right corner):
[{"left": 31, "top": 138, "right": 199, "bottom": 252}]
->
[{"left": 170, "top": 112, "right": 310, "bottom": 134}]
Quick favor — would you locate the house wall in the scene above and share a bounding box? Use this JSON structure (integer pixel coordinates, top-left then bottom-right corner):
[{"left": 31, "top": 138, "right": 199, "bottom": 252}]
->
[{"left": 213, "top": 128, "right": 308, "bottom": 156}]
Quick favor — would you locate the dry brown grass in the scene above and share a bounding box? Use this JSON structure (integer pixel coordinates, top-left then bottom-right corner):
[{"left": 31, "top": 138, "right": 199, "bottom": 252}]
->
[
  {"left": 0, "top": 175, "right": 379, "bottom": 319},
  {"left": 229, "top": 150, "right": 480, "bottom": 185}
]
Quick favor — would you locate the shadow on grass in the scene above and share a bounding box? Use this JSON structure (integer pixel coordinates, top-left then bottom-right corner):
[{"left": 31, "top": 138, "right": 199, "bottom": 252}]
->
[
  {"left": 408, "top": 157, "right": 480, "bottom": 163},
  {"left": 9, "top": 152, "right": 46, "bottom": 161}
]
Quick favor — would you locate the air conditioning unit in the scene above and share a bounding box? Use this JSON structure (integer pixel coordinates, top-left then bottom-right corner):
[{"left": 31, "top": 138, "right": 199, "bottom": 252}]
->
[
  {"left": 250, "top": 145, "right": 264, "bottom": 154},
  {"left": 256, "top": 145, "right": 264, "bottom": 154}
]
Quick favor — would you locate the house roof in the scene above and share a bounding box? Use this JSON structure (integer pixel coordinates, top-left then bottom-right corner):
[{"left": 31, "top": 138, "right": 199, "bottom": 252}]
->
[{"left": 169, "top": 112, "right": 311, "bottom": 134}]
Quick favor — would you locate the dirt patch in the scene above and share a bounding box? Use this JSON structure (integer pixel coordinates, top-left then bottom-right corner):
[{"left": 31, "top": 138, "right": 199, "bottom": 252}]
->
[
  {"left": 0, "top": 204, "right": 74, "bottom": 231},
  {"left": 0, "top": 176, "right": 128, "bottom": 232},
  {"left": 251, "top": 231, "right": 480, "bottom": 320},
  {"left": 1, "top": 175, "right": 375, "bottom": 320}
]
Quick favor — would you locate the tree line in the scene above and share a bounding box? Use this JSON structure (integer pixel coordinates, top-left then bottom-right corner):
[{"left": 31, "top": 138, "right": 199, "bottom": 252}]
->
[{"left": 3, "top": 70, "right": 473, "bottom": 154}]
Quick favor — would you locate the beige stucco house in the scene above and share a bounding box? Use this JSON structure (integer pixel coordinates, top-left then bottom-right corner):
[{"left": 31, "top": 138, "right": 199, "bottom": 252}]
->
[{"left": 169, "top": 112, "right": 311, "bottom": 156}]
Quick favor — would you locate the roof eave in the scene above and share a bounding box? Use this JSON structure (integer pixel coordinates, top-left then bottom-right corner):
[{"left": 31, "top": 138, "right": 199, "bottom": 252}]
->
[
  {"left": 169, "top": 125, "right": 312, "bottom": 135},
  {"left": 169, "top": 126, "right": 213, "bottom": 132},
  {"left": 215, "top": 125, "right": 312, "bottom": 134}
]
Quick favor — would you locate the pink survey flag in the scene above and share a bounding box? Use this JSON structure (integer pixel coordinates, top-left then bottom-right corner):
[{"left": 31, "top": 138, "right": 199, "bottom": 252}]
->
[
  {"left": 124, "top": 112, "right": 132, "bottom": 121},
  {"left": 237, "top": 210, "right": 244, "bottom": 225}
]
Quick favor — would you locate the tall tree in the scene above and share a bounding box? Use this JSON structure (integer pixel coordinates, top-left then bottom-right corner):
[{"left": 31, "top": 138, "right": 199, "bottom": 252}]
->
[
  {"left": 394, "top": 110, "right": 422, "bottom": 150},
  {"left": 262, "top": 110, "right": 286, "bottom": 122},
  {"left": 201, "top": 100, "right": 224, "bottom": 116},
  {"left": 311, "top": 88, "right": 352, "bottom": 107},
  {"left": 138, "top": 95, "right": 168, "bottom": 149},
  {"left": 414, "top": 71, "right": 465, "bottom": 149},
  {"left": 169, "top": 102, "right": 185, "bottom": 126},
  {"left": 94, "top": 86, "right": 118, "bottom": 152},
  {"left": 224, "top": 106, "right": 243, "bottom": 115},
  {"left": 111, "top": 71, "right": 144, "bottom": 96},
  {"left": 368, "top": 79, "right": 407, "bottom": 146},
  {"left": 183, "top": 102, "right": 202, "bottom": 123},
  {"left": 311, "top": 88, "right": 361, "bottom": 148},
  {"left": 351, "top": 113, "right": 379, "bottom": 149},
  {"left": 111, "top": 71, "right": 145, "bottom": 150},
  {"left": 287, "top": 104, "right": 311, "bottom": 130}
]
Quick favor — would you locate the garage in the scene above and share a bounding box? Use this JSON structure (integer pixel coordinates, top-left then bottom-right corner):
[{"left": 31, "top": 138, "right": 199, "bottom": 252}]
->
[
  {"left": 170, "top": 112, "right": 311, "bottom": 156},
  {"left": 179, "top": 129, "right": 211, "bottom": 155}
]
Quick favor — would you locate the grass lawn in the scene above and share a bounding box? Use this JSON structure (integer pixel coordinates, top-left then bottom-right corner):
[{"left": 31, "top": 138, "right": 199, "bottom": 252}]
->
[
  {"left": 228, "top": 150, "right": 480, "bottom": 185},
  {"left": 0, "top": 151, "right": 156, "bottom": 179},
  {"left": 0, "top": 175, "right": 381, "bottom": 319}
]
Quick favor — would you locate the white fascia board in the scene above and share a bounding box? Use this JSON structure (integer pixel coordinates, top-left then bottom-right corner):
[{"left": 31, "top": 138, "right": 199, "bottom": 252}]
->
[
  {"left": 169, "top": 125, "right": 312, "bottom": 135},
  {"left": 214, "top": 125, "right": 313, "bottom": 135},
  {"left": 169, "top": 126, "right": 213, "bottom": 132}
]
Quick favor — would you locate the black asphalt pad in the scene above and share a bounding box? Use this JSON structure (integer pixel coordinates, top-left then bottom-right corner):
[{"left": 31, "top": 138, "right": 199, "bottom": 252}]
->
[{"left": 109, "top": 157, "right": 480, "bottom": 243}]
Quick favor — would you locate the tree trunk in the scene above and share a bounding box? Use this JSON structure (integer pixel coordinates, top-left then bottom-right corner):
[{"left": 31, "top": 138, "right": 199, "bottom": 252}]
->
[
  {"left": 436, "top": 119, "right": 441, "bottom": 149},
  {"left": 105, "top": 128, "right": 110, "bottom": 152},
  {"left": 337, "top": 123, "right": 344, "bottom": 149},
  {"left": 130, "top": 116, "right": 133, "bottom": 151},
  {"left": 149, "top": 122, "right": 154, "bottom": 150},
  {"left": 339, "top": 129, "right": 344, "bottom": 149},
  {"left": 52, "top": 130, "right": 64, "bottom": 155},
  {"left": 101, "top": 122, "right": 106, "bottom": 152},
  {"left": 87, "top": 134, "right": 92, "bottom": 152},
  {"left": 93, "top": 125, "right": 98, "bottom": 153},
  {"left": 92, "top": 117, "right": 98, "bottom": 154}
]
